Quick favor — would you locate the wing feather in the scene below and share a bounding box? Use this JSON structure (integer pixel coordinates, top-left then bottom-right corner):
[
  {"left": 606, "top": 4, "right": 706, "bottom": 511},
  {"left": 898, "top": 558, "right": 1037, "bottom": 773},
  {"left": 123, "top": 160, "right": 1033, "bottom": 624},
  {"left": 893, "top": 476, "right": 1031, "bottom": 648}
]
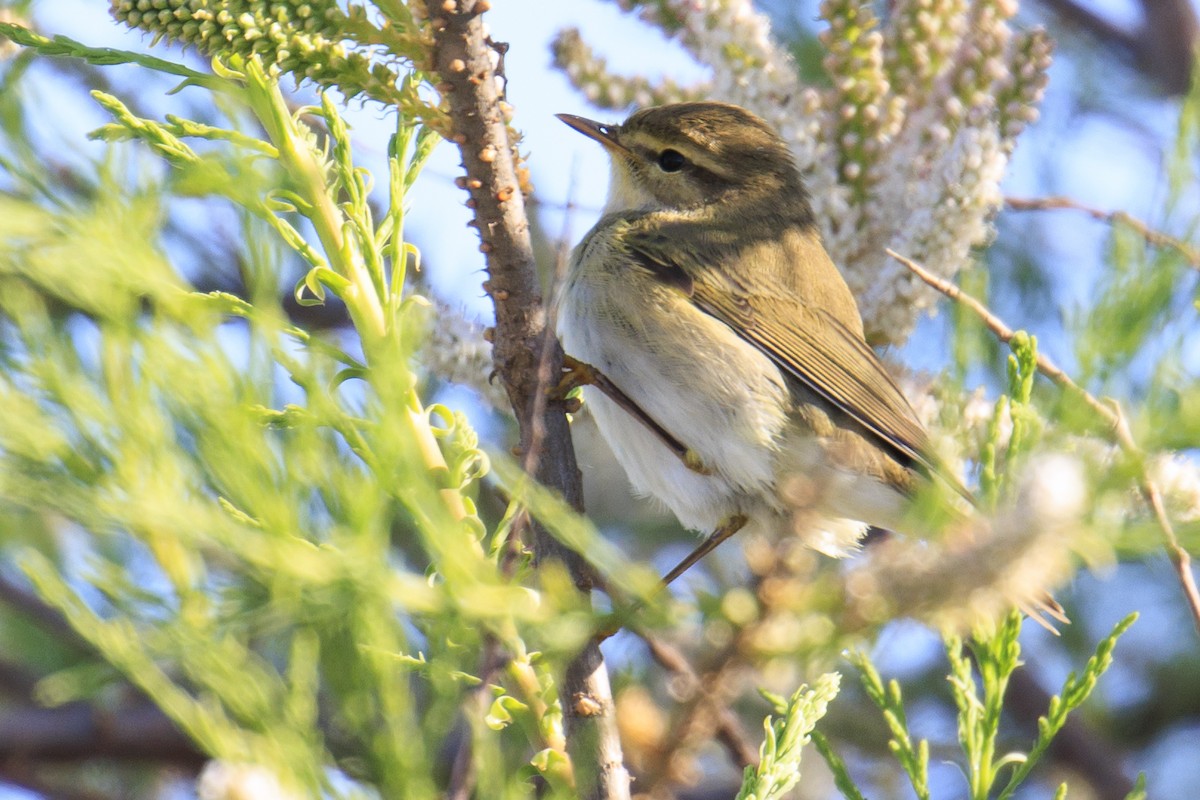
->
[
  {"left": 693, "top": 287, "right": 930, "bottom": 470},
  {"left": 622, "top": 224, "right": 932, "bottom": 475}
]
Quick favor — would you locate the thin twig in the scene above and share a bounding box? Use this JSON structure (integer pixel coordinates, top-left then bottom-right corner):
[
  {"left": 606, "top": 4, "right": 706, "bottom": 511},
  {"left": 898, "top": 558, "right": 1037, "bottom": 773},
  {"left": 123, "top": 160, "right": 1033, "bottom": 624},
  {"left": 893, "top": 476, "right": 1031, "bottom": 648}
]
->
[
  {"left": 424, "top": 3, "right": 630, "bottom": 797},
  {"left": 641, "top": 635, "right": 759, "bottom": 770},
  {"left": 889, "top": 248, "right": 1200, "bottom": 635},
  {"left": 1006, "top": 196, "right": 1200, "bottom": 272},
  {"left": 1034, "top": 0, "right": 1198, "bottom": 95}
]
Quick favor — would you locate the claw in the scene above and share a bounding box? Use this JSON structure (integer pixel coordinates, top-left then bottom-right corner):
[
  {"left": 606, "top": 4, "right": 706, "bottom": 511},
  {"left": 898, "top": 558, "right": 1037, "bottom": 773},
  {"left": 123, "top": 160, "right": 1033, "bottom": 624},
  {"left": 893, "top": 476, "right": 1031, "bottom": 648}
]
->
[{"left": 549, "top": 354, "right": 600, "bottom": 400}]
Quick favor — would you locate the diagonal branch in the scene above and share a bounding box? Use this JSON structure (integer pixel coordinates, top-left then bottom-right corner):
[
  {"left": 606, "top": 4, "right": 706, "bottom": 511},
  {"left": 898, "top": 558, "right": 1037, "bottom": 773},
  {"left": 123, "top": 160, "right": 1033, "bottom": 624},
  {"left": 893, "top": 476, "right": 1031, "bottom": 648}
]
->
[
  {"left": 641, "top": 634, "right": 759, "bottom": 770},
  {"left": 888, "top": 248, "right": 1200, "bottom": 635},
  {"left": 420, "top": 2, "right": 630, "bottom": 797},
  {"left": 1036, "top": 0, "right": 1198, "bottom": 95},
  {"left": 1006, "top": 196, "right": 1200, "bottom": 272}
]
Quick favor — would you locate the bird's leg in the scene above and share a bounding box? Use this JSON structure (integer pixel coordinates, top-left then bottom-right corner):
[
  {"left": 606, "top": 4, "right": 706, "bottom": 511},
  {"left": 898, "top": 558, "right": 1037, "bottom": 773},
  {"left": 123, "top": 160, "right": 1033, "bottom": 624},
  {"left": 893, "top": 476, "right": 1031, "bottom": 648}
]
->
[
  {"left": 550, "top": 354, "right": 712, "bottom": 475},
  {"left": 550, "top": 353, "right": 600, "bottom": 399},
  {"left": 659, "top": 514, "right": 748, "bottom": 589},
  {"left": 595, "top": 514, "right": 750, "bottom": 642}
]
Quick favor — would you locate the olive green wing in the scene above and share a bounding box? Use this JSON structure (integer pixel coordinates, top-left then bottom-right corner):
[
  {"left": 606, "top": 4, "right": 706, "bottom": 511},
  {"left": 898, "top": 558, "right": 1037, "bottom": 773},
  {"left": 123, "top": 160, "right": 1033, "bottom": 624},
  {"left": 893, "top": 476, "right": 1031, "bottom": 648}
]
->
[
  {"left": 699, "top": 288, "right": 931, "bottom": 469},
  {"left": 625, "top": 229, "right": 932, "bottom": 475}
]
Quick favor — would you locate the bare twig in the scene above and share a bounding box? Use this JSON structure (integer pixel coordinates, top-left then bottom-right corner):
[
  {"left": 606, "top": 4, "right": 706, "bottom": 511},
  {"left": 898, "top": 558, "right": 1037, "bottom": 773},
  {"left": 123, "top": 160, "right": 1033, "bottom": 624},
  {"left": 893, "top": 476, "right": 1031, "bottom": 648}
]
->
[
  {"left": 641, "top": 635, "right": 759, "bottom": 770},
  {"left": 422, "top": 3, "right": 630, "bottom": 797},
  {"left": 888, "top": 248, "right": 1200, "bottom": 635},
  {"left": 1035, "top": 0, "right": 1198, "bottom": 95},
  {"left": 1006, "top": 196, "right": 1200, "bottom": 272}
]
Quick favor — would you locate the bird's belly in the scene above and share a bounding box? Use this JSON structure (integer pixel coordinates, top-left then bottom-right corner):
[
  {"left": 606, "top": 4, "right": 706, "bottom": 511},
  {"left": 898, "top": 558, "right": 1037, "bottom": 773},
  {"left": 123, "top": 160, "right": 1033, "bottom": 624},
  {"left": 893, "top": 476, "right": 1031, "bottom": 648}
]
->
[{"left": 558, "top": 271, "right": 790, "bottom": 532}]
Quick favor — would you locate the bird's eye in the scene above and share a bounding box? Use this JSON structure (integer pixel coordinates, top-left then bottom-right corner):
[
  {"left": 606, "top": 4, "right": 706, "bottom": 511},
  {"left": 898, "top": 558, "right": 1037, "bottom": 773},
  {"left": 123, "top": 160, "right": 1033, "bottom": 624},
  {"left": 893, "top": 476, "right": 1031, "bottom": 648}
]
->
[{"left": 657, "top": 149, "right": 686, "bottom": 172}]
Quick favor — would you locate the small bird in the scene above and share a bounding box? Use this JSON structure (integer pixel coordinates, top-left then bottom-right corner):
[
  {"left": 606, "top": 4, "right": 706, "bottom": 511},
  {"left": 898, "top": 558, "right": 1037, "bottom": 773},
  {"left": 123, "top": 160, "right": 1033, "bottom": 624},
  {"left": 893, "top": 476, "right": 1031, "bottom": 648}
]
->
[{"left": 555, "top": 102, "right": 956, "bottom": 569}]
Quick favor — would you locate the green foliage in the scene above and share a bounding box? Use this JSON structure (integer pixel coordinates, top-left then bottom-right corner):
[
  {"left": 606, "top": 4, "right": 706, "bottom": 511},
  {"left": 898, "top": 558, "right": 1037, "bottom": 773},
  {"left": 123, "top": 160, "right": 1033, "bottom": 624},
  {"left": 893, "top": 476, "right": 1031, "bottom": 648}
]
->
[
  {"left": 1124, "top": 773, "right": 1148, "bottom": 800},
  {"left": 845, "top": 649, "right": 930, "bottom": 800},
  {"left": 816, "top": 613, "right": 1137, "bottom": 799},
  {"left": 0, "top": 22, "right": 635, "bottom": 797},
  {"left": 946, "top": 613, "right": 1025, "bottom": 800},
  {"left": 810, "top": 730, "right": 867, "bottom": 800},
  {"left": 977, "top": 330, "right": 1041, "bottom": 508},
  {"left": 110, "top": 0, "right": 429, "bottom": 110},
  {"left": 735, "top": 673, "right": 841, "bottom": 800},
  {"left": 995, "top": 613, "right": 1137, "bottom": 799}
]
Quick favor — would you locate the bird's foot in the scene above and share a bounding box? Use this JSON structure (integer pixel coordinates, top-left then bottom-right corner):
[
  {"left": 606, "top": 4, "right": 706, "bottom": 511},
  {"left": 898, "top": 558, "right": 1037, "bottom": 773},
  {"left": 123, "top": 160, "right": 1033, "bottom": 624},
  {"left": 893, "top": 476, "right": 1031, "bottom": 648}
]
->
[{"left": 548, "top": 354, "right": 599, "bottom": 400}]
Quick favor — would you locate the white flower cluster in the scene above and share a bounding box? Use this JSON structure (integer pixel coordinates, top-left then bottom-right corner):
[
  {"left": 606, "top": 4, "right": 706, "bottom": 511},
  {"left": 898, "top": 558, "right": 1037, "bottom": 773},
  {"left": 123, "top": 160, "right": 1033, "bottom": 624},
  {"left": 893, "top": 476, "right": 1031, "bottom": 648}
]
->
[
  {"left": 1151, "top": 453, "right": 1200, "bottom": 523},
  {"left": 197, "top": 762, "right": 298, "bottom": 800},
  {"left": 607, "top": 0, "right": 810, "bottom": 148},
  {"left": 552, "top": 28, "right": 708, "bottom": 109},
  {"left": 845, "top": 453, "right": 1085, "bottom": 629},
  {"left": 553, "top": 0, "right": 1053, "bottom": 346},
  {"left": 420, "top": 299, "right": 510, "bottom": 409}
]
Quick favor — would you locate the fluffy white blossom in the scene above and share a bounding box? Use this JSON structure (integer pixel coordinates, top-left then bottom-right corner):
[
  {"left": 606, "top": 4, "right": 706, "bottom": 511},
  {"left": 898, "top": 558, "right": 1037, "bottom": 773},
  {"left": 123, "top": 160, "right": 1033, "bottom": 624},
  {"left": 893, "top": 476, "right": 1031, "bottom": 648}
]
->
[
  {"left": 1151, "top": 453, "right": 1200, "bottom": 522},
  {"left": 421, "top": 300, "right": 509, "bottom": 408},
  {"left": 197, "top": 762, "right": 298, "bottom": 800},
  {"left": 845, "top": 453, "right": 1086, "bottom": 629}
]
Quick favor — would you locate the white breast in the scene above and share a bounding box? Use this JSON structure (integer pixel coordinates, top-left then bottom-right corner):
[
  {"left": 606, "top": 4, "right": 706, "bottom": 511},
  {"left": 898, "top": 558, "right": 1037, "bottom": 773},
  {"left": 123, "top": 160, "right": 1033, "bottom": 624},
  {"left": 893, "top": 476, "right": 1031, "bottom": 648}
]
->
[{"left": 557, "top": 233, "right": 790, "bottom": 534}]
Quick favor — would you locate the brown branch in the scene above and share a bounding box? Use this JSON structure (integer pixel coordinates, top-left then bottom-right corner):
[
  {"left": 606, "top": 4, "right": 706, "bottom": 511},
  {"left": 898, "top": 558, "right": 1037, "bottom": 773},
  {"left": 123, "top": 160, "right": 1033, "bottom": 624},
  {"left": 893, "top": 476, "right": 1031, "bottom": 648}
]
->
[
  {"left": 422, "top": 3, "right": 630, "bottom": 798},
  {"left": 641, "top": 635, "right": 759, "bottom": 770},
  {"left": 1036, "top": 0, "right": 1198, "bottom": 95},
  {"left": 1005, "top": 669, "right": 1133, "bottom": 800},
  {"left": 888, "top": 248, "right": 1200, "bottom": 635},
  {"left": 1006, "top": 196, "right": 1200, "bottom": 272},
  {"left": 0, "top": 702, "right": 204, "bottom": 767}
]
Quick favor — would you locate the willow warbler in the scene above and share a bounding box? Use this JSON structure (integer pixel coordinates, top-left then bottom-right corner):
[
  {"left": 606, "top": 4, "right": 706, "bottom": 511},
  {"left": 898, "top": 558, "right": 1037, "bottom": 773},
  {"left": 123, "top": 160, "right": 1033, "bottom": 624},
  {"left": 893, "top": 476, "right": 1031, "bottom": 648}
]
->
[{"left": 555, "top": 102, "right": 958, "bottom": 560}]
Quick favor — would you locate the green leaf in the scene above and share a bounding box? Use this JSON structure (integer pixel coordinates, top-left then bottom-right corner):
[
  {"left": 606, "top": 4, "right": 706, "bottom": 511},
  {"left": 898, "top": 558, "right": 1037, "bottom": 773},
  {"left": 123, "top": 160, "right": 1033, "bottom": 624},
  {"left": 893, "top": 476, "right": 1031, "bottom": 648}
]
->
[
  {"left": 736, "top": 673, "right": 840, "bottom": 800},
  {"left": 485, "top": 695, "right": 528, "bottom": 731},
  {"left": 811, "top": 731, "right": 868, "bottom": 800},
  {"left": 997, "top": 613, "right": 1138, "bottom": 798},
  {"left": 0, "top": 22, "right": 224, "bottom": 90},
  {"left": 849, "top": 649, "right": 930, "bottom": 800},
  {"left": 1123, "top": 773, "right": 1148, "bottom": 800}
]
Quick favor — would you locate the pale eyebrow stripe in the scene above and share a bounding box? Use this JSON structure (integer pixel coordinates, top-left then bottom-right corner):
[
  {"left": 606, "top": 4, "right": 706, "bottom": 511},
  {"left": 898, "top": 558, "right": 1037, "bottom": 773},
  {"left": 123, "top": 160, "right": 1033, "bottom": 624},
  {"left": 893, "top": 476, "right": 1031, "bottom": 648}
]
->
[{"left": 623, "top": 133, "right": 738, "bottom": 181}]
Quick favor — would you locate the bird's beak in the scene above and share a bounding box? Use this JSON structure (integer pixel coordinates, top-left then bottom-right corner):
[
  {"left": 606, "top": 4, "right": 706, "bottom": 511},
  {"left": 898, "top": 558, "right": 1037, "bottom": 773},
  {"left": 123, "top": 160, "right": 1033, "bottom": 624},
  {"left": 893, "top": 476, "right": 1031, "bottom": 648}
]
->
[{"left": 556, "top": 113, "right": 630, "bottom": 155}]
